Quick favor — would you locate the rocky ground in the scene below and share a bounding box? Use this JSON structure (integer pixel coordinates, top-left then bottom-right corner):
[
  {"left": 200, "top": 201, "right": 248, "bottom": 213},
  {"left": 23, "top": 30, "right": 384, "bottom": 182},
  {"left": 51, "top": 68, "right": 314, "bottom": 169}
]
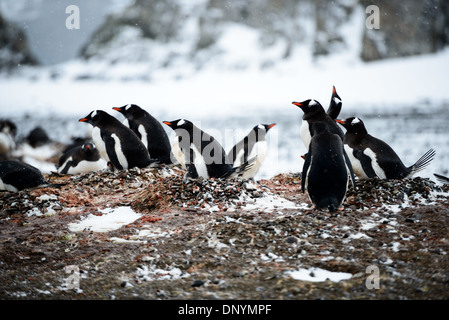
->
[{"left": 0, "top": 165, "right": 448, "bottom": 300}]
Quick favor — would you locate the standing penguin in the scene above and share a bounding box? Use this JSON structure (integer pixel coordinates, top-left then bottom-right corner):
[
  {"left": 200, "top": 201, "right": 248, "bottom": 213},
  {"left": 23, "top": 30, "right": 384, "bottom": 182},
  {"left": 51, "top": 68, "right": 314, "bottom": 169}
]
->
[
  {"left": 336, "top": 117, "right": 436, "bottom": 179},
  {"left": 302, "top": 122, "right": 356, "bottom": 212},
  {"left": 0, "top": 160, "right": 65, "bottom": 192},
  {"left": 327, "top": 86, "right": 342, "bottom": 120},
  {"left": 57, "top": 143, "right": 107, "bottom": 175},
  {"left": 163, "top": 119, "right": 254, "bottom": 180},
  {"left": 79, "top": 110, "right": 158, "bottom": 170},
  {"left": 112, "top": 104, "right": 173, "bottom": 164},
  {"left": 0, "top": 119, "right": 17, "bottom": 160},
  {"left": 292, "top": 99, "right": 344, "bottom": 150},
  {"left": 227, "top": 123, "right": 276, "bottom": 180}
]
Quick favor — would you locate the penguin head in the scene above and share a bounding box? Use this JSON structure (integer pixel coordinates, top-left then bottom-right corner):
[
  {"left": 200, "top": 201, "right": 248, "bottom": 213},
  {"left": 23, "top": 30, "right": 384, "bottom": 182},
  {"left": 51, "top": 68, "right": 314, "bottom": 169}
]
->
[
  {"left": 336, "top": 117, "right": 367, "bottom": 134},
  {"left": 261, "top": 123, "right": 276, "bottom": 132},
  {"left": 112, "top": 104, "right": 142, "bottom": 118},
  {"left": 0, "top": 119, "right": 17, "bottom": 138},
  {"left": 292, "top": 99, "right": 324, "bottom": 119},
  {"left": 79, "top": 110, "right": 105, "bottom": 125},
  {"left": 81, "top": 143, "right": 100, "bottom": 159},
  {"left": 331, "top": 86, "right": 341, "bottom": 103},
  {"left": 82, "top": 143, "right": 96, "bottom": 153},
  {"left": 163, "top": 119, "right": 194, "bottom": 131}
]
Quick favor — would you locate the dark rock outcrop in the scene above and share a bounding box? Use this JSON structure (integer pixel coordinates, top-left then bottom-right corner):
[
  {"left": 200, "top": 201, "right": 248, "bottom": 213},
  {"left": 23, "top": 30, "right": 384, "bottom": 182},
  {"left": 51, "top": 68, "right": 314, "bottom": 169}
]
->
[
  {"left": 0, "top": 11, "right": 37, "bottom": 70},
  {"left": 361, "top": 0, "right": 449, "bottom": 61}
]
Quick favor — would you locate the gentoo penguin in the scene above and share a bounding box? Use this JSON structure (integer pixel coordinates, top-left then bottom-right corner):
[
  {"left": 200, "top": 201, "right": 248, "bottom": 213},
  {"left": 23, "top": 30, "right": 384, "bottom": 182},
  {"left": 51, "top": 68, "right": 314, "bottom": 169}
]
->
[
  {"left": 292, "top": 99, "right": 344, "bottom": 150},
  {"left": 434, "top": 173, "right": 449, "bottom": 184},
  {"left": 302, "top": 122, "right": 356, "bottom": 212},
  {"left": 26, "top": 127, "right": 51, "bottom": 148},
  {"left": 57, "top": 143, "right": 107, "bottom": 175},
  {"left": 0, "top": 160, "right": 64, "bottom": 192},
  {"left": 112, "top": 104, "right": 173, "bottom": 164},
  {"left": 327, "top": 86, "right": 342, "bottom": 120},
  {"left": 336, "top": 117, "right": 436, "bottom": 179},
  {"left": 0, "top": 119, "right": 17, "bottom": 160},
  {"left": 227, "top": 123, "right": 276, "bottom": 180},
  {"left": 163, "top": 119, "right": 254, "bottom": 180},
  {"left": 79, "top": 110, "right": 158, "bottom": 170}
]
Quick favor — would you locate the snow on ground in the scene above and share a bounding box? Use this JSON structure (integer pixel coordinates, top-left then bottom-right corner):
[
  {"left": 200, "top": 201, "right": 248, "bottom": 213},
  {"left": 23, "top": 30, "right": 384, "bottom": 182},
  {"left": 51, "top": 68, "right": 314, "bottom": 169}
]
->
[
  {"left": 285, "top": 267, "right": 353, "bottom": 283},
  {"left": 68, "top": 206, "right": 142, "bottom": 233}
]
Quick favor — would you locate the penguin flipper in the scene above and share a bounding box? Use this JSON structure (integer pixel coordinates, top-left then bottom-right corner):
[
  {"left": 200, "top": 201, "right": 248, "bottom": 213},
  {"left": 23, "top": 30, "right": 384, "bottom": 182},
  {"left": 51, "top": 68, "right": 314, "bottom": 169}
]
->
[
  {"left": 327, "top": 101, "right": 342, "bottom": 120},
  {"left": 184, "top": 145, "right": 199, "bottom": 180},
  {"left": 102, "top": 134, "right": 124, "bottom": 170},
  {"left": 59, "top": 161, "right": 73, "bottom": 175},
  {"left": 353, "top": 149, "right": 377, "bottom": 178},
  {"left": 185, "top": 164, "right": 199, "bottom": 180},
  {"left": 301, "top": 153, "right": 311, "bottom": 193},
  {"left": 343, "top": 150, "right": 356, "bottom": 189}
]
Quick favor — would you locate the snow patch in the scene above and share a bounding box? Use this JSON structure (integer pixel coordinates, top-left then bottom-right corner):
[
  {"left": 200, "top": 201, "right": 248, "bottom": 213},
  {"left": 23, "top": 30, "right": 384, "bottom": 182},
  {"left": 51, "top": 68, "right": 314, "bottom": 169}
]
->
[
  {"left": 68, "top": 206, "right": 141, "bottom": 232},
  {"left": 286, "top": 267, "right": 352, "bottom": 283}
]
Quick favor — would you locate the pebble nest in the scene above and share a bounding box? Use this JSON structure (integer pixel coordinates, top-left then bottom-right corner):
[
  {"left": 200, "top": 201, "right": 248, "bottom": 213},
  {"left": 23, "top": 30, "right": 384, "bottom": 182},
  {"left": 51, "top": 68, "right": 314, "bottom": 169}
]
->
[{"left": 1, "top": 166, "right": 449, "bottom": 300}]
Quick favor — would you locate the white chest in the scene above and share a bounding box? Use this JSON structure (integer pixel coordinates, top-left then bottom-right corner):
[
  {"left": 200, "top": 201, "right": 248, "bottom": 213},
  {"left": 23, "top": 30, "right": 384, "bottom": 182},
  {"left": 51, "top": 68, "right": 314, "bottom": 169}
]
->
[
  {"left": 92, "top": 127, "right": 109, "bottom": 162},
  {"left": 300, "top": 120, "right": 311, "bottom": 150}
]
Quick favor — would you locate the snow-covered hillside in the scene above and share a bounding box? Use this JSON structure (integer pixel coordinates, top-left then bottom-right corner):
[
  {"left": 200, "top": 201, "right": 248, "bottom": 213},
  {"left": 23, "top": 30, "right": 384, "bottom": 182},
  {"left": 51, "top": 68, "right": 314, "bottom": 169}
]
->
[{"left": 1, "top": 1, "right": 448, "bottom": 180}]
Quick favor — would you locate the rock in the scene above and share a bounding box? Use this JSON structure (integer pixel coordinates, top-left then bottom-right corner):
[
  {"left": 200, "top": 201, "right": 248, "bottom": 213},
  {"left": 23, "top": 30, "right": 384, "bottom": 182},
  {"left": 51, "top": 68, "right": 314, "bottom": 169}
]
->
[
  {"left": 361, "top": 0, "right": 449, "bottom": 61},
  {"left": 0, "top": 11, "right": 38, "bottom": 70}
]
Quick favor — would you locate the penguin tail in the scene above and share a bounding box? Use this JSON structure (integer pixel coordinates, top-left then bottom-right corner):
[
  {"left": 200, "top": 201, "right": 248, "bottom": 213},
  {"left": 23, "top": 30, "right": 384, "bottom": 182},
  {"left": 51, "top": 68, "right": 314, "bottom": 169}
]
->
[
  {"left": 434, "top": 173, "right": 449, "bottom": 184},
  {"left": 231, "top": 156, "right": 257, "bottom": 178},
  {"left": 408, "top": 148, "right": 436, "bottom": 177}
]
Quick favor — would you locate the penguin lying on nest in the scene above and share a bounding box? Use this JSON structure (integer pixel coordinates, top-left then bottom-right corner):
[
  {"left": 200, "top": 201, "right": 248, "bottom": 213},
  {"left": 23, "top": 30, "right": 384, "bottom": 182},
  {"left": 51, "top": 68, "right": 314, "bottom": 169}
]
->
[
  {"left": 336, "top": 117, "right": 436, "bottom": 180},
  {"left": 0, "top": 160, "right": 65, "bottom": 192}
]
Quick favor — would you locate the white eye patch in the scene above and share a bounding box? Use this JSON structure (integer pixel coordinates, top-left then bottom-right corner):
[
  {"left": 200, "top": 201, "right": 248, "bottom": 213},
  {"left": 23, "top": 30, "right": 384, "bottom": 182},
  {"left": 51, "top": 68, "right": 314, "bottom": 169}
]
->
[
  {"left": 309, "top": 100, "right": 318, "bottom": 107},
  {"left": 351, "top": 118, "right": 361, "bottom": 125},
  {"left": 177, "top": 119, "right": 186, "bottom": 126},
  {"left": 91, "top": 110, "right": 98, "bottom": 118}
]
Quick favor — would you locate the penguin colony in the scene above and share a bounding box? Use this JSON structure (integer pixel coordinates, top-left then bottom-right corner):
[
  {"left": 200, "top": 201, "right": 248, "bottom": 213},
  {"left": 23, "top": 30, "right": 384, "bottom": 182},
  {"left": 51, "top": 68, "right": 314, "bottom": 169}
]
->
[{"left": 0, "top": 88, "right": 444, "bottom": 212}]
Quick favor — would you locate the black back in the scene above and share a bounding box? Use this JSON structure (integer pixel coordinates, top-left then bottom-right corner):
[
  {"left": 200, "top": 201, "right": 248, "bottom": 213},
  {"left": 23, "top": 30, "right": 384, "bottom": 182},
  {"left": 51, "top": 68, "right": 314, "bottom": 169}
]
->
[
  {"left": 0, "top": 160, "right": 48, "bottom": 191},
  {"left": 113, "top": 104, "right": 173, "bottom": 164},
  {"left": 302, "top": 122, "right": 353, "bottom": 212},
  {"left": 164, "top": 119, "right": 236, "bottom": 179}
]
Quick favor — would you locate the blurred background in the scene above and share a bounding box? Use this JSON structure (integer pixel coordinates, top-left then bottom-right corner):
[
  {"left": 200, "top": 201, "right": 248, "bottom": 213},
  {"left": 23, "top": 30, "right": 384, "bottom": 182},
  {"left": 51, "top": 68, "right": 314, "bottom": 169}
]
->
[{"left": 1, "top": 0, "right": 448, "bottom": 179}]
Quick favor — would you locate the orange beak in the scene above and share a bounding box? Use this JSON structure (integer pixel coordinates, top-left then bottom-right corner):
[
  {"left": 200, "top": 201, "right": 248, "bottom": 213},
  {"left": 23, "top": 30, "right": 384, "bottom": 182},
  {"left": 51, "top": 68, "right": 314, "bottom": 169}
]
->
[
  {"left": 112, "top": 107, "right": 121, "bottom": 111},
  {"left": 267, "top": 124, "right": 276, "bottom": 129},
  {"left": 163, "top": 121, "right": 172, "bottom": 126},
  {"left": 79, "top": 118, "right": 88, "bottom": 122},
  {"left": 292, "top": 102, "right": 302, "bottom": 107},
  {"left": 335, "top": 119, "right": 345, "bottom": 124}
]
